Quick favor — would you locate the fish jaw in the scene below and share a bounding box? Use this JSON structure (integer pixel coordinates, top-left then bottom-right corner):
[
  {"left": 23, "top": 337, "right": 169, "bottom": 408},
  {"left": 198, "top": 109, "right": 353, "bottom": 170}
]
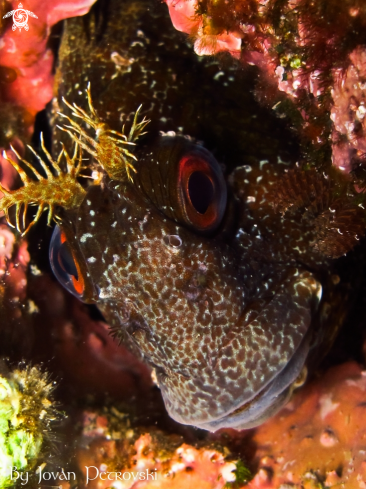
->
[{"left": 157, "top": 271, "right": 321, "bottom": 430}]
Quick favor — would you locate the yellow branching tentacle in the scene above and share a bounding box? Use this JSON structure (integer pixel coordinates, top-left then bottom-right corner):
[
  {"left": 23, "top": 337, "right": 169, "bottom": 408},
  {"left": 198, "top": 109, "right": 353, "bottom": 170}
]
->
[
  {"left": 58, "top": 82, "right": 149, "bottom": 182},
  {"left": 0, "top": 135, "right": 86, "bottom": 236}
]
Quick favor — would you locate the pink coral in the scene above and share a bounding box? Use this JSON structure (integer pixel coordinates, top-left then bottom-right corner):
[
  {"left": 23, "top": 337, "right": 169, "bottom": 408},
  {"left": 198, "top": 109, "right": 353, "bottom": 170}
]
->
[
  {"left": 165, "top": 0, "right": 242, "bottom": 57},
  {"left": 331, "top": 47, "right": 366, "bottom": 174},
  {"left": 194, "top": 30, "right": 241, "bottom": 57},
  {"left": 0, "top": 0, "right": 97, "bottom": 116}
]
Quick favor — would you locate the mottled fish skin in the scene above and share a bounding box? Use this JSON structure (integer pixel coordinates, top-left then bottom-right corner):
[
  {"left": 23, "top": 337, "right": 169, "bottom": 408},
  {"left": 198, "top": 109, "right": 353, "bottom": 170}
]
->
[
  {"left": 49, "top": 0, "right": 362, "bottom": 430},
  {"left": 57, "top": 163, "right": 321, "bottom": 430}
]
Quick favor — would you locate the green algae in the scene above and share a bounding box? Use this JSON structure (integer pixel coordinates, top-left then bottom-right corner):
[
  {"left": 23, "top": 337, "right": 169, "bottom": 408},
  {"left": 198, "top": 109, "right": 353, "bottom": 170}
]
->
[{"left": 0, "top": 366, "right": 55, "bottom": 489}]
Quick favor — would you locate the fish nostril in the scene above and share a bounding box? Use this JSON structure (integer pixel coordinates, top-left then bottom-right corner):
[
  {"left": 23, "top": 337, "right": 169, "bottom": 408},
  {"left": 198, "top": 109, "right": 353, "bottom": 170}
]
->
[{"left": 163, "top": 234, "right": 182, "bottom": 248}]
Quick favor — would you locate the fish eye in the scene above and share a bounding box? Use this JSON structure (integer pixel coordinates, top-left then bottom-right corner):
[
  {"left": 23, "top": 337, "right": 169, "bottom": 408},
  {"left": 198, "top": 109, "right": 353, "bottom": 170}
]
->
[
  {"left": 136, "top": 137, "right": 227, "bottom": 232},
  {"left": 178, "top": 150, "right": 227, "bottom": 232},
  {"left": 49, "top": 225, "right": 85, "bottom": 298}
]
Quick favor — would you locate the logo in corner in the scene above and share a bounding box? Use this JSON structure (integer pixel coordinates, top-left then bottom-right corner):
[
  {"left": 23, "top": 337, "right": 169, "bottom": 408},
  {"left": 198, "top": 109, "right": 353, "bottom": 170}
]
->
[{"left": 2, "top": 3, "right": 38, "bottom": 31}]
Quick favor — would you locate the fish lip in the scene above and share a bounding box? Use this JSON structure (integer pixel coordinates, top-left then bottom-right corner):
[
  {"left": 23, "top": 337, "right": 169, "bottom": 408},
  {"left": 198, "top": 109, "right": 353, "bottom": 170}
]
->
[{"left": 193, "top": 332, "right": 311, "bottom": 432}]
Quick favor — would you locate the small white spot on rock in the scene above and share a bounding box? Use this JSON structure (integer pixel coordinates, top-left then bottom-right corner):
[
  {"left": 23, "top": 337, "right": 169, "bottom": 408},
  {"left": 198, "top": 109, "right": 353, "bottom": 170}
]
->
[
  {"left": 320, "top": 429, "right": 338, "bottom": 447},
  {"left": 319, "top": 393, "right": 340, "bottom": 420}
]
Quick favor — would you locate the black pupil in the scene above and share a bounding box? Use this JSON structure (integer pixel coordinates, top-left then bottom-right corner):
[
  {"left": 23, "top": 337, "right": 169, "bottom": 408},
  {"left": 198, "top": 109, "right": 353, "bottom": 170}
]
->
[
  {"left": 58, "top": 242, "right": 78, "bottom": 279},
  {"left": 188, "top": 171, "right": 214, "bottom": 214}
]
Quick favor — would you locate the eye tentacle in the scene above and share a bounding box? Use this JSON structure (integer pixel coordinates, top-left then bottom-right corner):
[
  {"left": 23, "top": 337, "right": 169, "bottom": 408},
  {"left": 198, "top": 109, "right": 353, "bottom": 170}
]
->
[
  {"left": 102, "top": 129, "right": 128, "bottom": 141},
  {"left": 56, "top": 124, "right": 98, "bottom": 158},
  {"left": 15, "top": 202, "right": 22, "bottom": 232},
  {"left": 59, "top": 82, "right": 150, "bottom": 182},
  {"left": 85, "top": 81, "right": 99, "bottom": 120},
  {"left": 126, "top": 104, "right": 149, "bottom": 142},
  {"left": 22, "top": 202, "right": 28, "bottom": 230},
  {"left": 0, "top": 137, "right": 86, "bottom": 235},
  {"left": 7, "top": 144, "right": 41, "bottom": 181},
  {"left": 27, "top": 134, "right": 59, "bottom": 179}
]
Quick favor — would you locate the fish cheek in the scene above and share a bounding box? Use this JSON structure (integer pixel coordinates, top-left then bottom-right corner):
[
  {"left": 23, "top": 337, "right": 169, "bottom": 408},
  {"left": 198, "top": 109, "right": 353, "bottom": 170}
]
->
[
  {"left": 58, "top": 181, "right": 318, "bottom": 432},
  {"left": 155, "top": 269, "right": 321, "bottom": 430}
]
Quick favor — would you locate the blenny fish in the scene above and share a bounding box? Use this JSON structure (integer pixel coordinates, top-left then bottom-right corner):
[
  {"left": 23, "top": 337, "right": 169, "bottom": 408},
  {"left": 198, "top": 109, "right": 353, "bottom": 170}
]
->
[{"left": 0, "top": 0, "right": 365, "bottom": 431}]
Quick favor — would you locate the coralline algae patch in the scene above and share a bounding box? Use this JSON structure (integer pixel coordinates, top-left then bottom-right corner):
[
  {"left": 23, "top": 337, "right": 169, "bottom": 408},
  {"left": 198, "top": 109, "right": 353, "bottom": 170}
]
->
[
  {"left": 247, "top": 362, "right": 366, "bottom": 488},
  {"left": 63, "top": 410, "right": 246, "bottom": 489}
]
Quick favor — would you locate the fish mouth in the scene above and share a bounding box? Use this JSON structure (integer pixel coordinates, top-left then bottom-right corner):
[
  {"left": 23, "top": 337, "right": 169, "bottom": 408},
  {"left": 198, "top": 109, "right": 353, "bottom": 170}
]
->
[
  {"left": 158, "top": 272, "right": 321, "bottom": 431},
  {"left": 195, "top": 333, "right": 310, "bottom": 432}
]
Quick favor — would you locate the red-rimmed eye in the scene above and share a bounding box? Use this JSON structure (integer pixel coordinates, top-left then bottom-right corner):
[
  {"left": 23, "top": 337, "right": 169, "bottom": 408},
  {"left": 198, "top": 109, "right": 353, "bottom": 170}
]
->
[
  {"left": 49, "top": 225, "right": 85, "bottom": 298},
  {"left": 134, "top": 137, "right": 227, "bottom": 232},
  {"left": 178, "top": 149, "right": 227, "bottom": 232}
]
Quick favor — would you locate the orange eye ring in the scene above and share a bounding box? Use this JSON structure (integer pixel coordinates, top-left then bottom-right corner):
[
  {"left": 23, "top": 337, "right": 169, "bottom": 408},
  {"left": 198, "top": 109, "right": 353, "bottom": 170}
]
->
[
  {"left": 71, "top": 274, "right": 84, "bottom": 296},
  {"left": 60, "top": 230, "right": 85, "bottom": 296},
  {"left": 50, "top": 226, "right": 85, "bottom": 299}
]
